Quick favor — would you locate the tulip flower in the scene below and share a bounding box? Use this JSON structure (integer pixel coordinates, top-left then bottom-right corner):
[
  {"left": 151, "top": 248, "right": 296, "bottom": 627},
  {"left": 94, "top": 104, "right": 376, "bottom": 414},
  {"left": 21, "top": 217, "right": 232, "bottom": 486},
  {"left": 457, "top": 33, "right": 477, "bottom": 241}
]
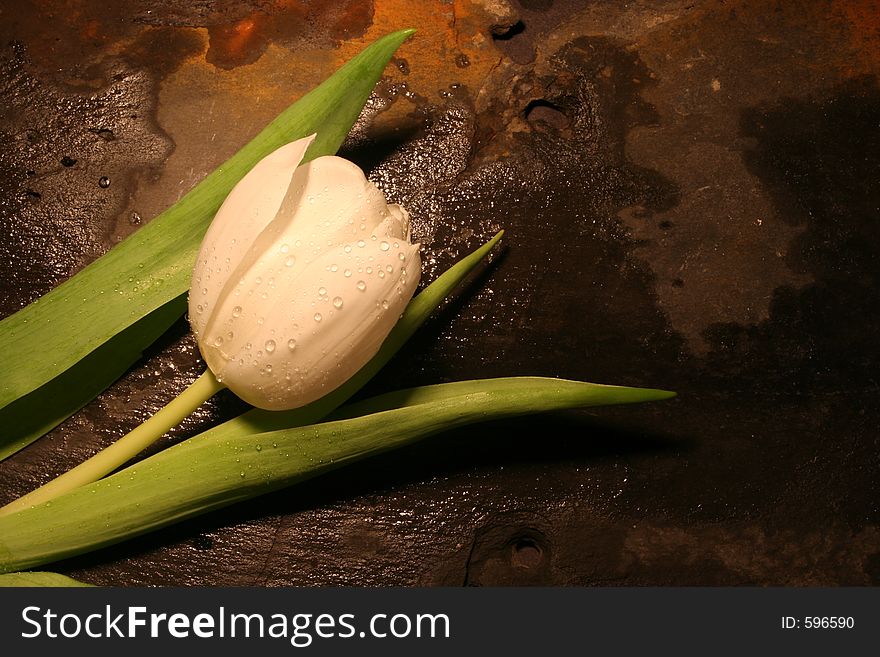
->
[
  {"left": 188, "top": 134, "right": 421, "bottom": 410},
  {"left": 0, "top": 134, "right": 424, "bottom": 515}
]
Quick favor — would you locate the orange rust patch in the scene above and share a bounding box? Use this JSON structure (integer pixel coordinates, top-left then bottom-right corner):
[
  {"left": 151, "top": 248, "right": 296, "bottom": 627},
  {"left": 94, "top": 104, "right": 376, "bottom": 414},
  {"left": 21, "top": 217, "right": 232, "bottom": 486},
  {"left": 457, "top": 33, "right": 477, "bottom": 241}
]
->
[
  {"left": 330, "top": 0, "right": 514, "bottom": 129},
  {"left": 834, "top": 0, "right": 880, "bottom": 74},
  {"left": 206, "top": 0, "right": 373, "bottom": 70}
]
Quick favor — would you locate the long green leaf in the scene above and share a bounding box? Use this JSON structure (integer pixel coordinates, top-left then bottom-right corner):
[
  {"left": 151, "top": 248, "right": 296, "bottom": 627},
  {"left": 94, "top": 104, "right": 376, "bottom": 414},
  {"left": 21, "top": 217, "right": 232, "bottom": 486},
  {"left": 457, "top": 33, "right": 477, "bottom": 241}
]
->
[
  {"left": 0, "top": 29, "right": 415, "bottom": 457},
  {"left": 0, "top": 378, "right": 674, "bottom": 573},
  {"left": 0, "top": 572, "right": 93, "bottom": 587},
  {"left": 0, "top": 296, "right": 186, "bottom": 461}
]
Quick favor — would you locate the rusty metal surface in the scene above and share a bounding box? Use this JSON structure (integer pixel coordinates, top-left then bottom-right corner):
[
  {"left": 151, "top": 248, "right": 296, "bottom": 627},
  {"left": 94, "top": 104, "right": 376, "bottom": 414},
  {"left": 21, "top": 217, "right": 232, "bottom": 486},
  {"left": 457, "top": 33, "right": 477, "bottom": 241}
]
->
[{"left": 0, "top": 0, "right": 878, "bottom": 585}]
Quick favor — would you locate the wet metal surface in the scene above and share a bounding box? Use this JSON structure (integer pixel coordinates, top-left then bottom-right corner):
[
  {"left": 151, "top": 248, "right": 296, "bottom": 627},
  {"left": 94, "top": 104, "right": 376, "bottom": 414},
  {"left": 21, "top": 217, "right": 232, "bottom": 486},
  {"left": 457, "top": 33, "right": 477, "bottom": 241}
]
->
[{"left": 0, "top": 0, "right": 878, "bottom": 585}]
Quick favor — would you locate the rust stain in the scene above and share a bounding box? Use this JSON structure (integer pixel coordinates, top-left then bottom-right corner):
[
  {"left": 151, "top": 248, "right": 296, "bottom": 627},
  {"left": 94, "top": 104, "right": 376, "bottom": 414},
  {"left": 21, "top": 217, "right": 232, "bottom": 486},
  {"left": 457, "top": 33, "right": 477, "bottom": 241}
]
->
[
  {"left": 834, "top": 0, "right": 880, "bottom": 74},
  {"left": 205, "top": 0, "right": 374, "bottom": 70}
]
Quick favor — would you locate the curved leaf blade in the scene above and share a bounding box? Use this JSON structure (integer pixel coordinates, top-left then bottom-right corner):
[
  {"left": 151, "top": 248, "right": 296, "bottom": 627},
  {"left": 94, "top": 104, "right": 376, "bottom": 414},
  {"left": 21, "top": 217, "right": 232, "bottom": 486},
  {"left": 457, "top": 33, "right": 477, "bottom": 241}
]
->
[{"left": 0, "top": 377, "right": 674, "bottom": 573}]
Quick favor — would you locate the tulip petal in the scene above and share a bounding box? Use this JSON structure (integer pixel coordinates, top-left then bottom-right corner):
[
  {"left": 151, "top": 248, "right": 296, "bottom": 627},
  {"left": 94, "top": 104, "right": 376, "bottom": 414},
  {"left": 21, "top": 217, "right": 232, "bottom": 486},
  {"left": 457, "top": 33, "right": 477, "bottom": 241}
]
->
[
  {"left": 192, "top": 148, "right": 422, "bottom": 410},
  {"left": 188, "top": 135, "right": 315, "bottom": 340},
  {"left": 207, "top": 239, "right": 419, "bottom": 409}
]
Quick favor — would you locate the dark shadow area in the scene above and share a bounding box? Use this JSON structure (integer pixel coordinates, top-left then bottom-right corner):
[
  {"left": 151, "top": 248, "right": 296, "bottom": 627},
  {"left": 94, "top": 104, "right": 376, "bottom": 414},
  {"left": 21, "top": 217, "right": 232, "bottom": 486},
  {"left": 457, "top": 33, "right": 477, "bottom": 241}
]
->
[
  {"left": 705, "top": 76, "right": 880, "bottom": 394},
  {"left": 337, "top": 123, "right": 424, "bottom": 178}
]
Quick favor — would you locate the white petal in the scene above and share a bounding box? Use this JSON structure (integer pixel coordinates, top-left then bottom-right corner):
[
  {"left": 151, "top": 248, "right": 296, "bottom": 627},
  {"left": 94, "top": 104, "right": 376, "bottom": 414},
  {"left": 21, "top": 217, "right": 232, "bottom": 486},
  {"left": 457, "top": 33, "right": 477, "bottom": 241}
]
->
[
  {"left": 202, "top": 240, "right": 420, "bottom": 409},
  {"left": 188, "top": 135, "right": 314, "bottom": 339},
  {"left": 191, "top": 138, "right": 422, "bottom": 411},
  {"left": 274, "top": 155, "right": 391, "bottom": 243}
]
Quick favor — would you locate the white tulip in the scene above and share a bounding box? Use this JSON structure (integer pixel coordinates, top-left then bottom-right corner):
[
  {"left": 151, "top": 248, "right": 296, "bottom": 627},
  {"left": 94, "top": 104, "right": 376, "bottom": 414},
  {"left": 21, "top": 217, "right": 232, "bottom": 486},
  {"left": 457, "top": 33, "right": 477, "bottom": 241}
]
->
[{"left": 188, "top": 135, "right": 421, "bottom": 410}]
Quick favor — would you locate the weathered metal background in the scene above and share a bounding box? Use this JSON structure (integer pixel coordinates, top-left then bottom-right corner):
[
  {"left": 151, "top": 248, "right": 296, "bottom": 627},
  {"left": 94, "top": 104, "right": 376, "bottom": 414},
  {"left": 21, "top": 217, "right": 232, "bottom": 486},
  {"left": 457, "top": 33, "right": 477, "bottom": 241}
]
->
[{"left": 1, "top": 0, "right": 878, "bottom": 585}]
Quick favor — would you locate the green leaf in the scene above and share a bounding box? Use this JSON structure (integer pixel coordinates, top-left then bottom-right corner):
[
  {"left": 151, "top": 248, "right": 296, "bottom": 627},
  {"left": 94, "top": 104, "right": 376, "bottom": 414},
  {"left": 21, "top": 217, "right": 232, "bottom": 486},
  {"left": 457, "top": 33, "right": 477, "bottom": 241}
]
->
[
  {"left": 0, "top": 572, "right": 94, "bottom": 587},
  {"left": 0, "top": 29, "right": 416, "bottom": 458},
  {"left": 0, "top": 377, "right": 674, "bottom": 573},
  {"left": 0, "top": 295, "right": 186, "bottom": 461}
]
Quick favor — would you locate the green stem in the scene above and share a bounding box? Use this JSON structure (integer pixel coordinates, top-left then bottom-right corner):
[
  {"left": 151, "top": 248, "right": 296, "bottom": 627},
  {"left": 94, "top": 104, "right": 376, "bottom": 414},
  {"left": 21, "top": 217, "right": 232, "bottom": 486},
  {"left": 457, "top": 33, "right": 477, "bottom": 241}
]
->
[{"left": 0, "top": 370, "right": 225, "bottom": 517}]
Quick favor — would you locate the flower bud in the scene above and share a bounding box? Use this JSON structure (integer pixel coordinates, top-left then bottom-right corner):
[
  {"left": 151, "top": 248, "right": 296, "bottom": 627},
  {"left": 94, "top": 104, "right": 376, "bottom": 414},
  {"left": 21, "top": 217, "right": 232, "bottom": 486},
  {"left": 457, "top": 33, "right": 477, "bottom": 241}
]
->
[{"left": 189, "top": 135, "right": 421, "bottom": 410}]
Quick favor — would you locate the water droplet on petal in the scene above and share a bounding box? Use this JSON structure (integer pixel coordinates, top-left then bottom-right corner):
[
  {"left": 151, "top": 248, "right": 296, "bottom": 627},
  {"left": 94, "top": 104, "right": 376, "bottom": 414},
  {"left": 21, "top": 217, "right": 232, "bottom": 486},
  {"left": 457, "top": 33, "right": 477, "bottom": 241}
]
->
[
  {"left": 213, "top": 336, "right": 224, "bottom": 347},
  {"left": 343, "top": 268, "right": 352, "bottom": 277},
  {"left": 380, "top": 241, "right": 390, "bottom": 251},
  {"left": 280, "top": 244, "right": 290, "bottom": 254},
  {"left": 314, "top": 312, "right": 323, "bottom": 322},
  {"left": 357, "top": 240, "right": 366, "bottom": 248},
  {"left": 232, "top": 305, "right": 242, "bottom": 317},
  {"left": 330, "top": 263, "right": 338, "bottom": 272},
  {"left": 285, "top": 256, "right": 296, "bottom": 267},
  {"left": 318, "top": 286, "right": 327, "bottom": 296},
  {"left": 287, "top": 338, "right": 297, "bottom": 351},
  {"left": 356, "top": 280, "right": 366, "bottom": 291},
  {"left": 265, "top": 339, "right": 276, "bottom": 353},
  {"left": 333, "top": 296, "right": 343, "bottom": 309}
]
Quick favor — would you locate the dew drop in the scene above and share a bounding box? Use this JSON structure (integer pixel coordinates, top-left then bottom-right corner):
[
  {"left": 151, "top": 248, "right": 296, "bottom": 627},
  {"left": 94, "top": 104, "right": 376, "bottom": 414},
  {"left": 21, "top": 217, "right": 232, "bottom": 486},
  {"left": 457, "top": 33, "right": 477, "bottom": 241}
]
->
[
  {"left": 398, "top": 252, "right": 406, "bottom": 261},
  {"left": 357, "top": 240, "right": 366, "bottom": 248},
  {"left": 343, "top": 268, "right": 352, "bottom": 277},
  {"left": 344, "top": 244, "right": 352, "bottom": 253},
  {"left": 314, "top": 312, "right": 323, "bottom": 322},
  {"left": 287, "top": 338, "right": 297, "bottom": 351},
  {"left": 356, "top": 280, "right": 366, "bottom": 291},
  {"left": 280, "top": 243, "right": 290, "bottom": 254},
  {"left": 232, "top": 305, "right": 242, "bottom": 318},
  {"left": 213, "top": 336, "right": 224, "bottom": 347},
  {"left": 266, "top": 364, "right": 273, "bottom": 373},
  {"left": 386, "top": 264, "right": 394, "bottom": 273},
  {"left": 330, "top": 263, "right": 338, "bottom": 272},
  {"left": 333, "top": 296, "right": 344, "bottom": 309},
  {"left": 285, "top": 256, "right": 296, "bottom": 267},
  {"left": 318, "top": 286, "right": 327, "bottom": 297},
  {"left": 380, "top": 241, "right": 390, "bottom": 251},
  {"left": 382, "top": 299, "right": 390, "bottom": 310},
  {"left": 265, "top": 339, "right": 276, "bottom": 353}
]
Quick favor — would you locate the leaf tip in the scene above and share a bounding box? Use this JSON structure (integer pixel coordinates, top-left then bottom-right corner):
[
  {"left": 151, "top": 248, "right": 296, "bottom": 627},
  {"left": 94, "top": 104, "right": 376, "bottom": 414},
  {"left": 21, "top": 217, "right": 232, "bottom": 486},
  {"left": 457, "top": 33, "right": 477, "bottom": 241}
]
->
[{"left": 642, "top": 388, "right": 677, "bottom": 402}]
